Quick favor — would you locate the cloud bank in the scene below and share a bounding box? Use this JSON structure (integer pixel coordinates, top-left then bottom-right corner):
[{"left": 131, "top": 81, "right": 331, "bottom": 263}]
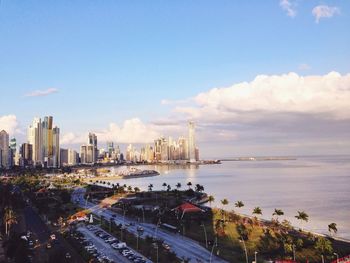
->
[
  {"left": 175, "top": 71, "right": 350, "bottom": 121},
  {"left": 25, "top": 88, "right": 58, "bottom": 97}
]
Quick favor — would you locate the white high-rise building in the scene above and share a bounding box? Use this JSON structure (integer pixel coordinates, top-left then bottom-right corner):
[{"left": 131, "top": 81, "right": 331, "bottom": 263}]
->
[
  {"left": 27, "top": 116, "right": 60, "bottom": 167},
  {"left": 188, "top": 121, "right": 196, "bottom": 163},
  {"left": 0, "top": 130, "right": 9, "bottom": 168},
  {"left": 27, "top": 117, "right": 43, "bottom": 165}
]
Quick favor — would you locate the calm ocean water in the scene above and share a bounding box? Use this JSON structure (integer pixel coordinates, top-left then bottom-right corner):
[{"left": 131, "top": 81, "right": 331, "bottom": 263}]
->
[{"left": 107, "top": 155, "right": 350, "bottom": 240}]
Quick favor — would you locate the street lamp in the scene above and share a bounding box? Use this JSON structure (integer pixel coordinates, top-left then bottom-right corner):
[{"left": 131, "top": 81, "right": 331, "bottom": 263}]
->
[
  {"left": 200, "top": 222, "right": 208, "bottom": 248},
  {"left": 334, "top": 253, "right": 339, "bottom": 263},
  {"left": 292, "top": 244, "right": 296, "bottom": 261},
  {"left": 239, "top": 239, "right": 248, "bottom": 263},
  {"left": 209, "top": 236, "right": 218, "bottom": 263},
  {"left": 254, "top": 251, "right": 258, "bottom": 263}
]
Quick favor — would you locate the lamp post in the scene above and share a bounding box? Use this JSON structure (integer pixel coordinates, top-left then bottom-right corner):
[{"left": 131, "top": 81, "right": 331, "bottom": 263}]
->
[
  {"left": 209, "top": 236, "right": 218, "bottom": 263},
  {"left": 254, "top": 251, "right": 258, "bottom": 263},
  {"left": 239, "top": 239, "right": 248, "bottom": 263},
  {"left": 321, "top": 254, "right": 324, "bottom": 263},
  {"left": 292, "top": 244, "right": 296, "bottom": 261},
  {"left": 334, "top": 253, "right": 339, "bottom": 263},
  {"left": 201, "top": 222, "right": 208, "bottom": 248}
]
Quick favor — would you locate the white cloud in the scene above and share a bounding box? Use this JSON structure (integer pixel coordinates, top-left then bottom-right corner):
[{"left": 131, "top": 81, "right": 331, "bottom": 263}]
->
[
  {"left": 61, "top": 118, "right": 162, "bottom": 146},
  {"left": 0, "top": 115, "right": 20, "bottom": 135},
  {"left": 280, "top": 0, "right": 297, "bottom": 17},
  {"left": 312, "top": 5, "right": 340, "bottom": 23},
  {"left": 25, "top": 88, "right": 58, "bottom": 97},
  {"left": 298, "top": 63, "right": 311, "bottom": 71},
  {"left": 175, "top": 71, "right": 350, "bottom": 121}
]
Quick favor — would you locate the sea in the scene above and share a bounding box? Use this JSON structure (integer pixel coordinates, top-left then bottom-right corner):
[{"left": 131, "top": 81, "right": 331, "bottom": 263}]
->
[{"left": 106, "top": 155, "right": 350, "bottom": 240}]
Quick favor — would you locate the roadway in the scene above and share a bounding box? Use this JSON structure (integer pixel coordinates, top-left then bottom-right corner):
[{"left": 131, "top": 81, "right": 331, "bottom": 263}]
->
[{"left": 72, "top": 188, "right": 227, "bottom": 263}]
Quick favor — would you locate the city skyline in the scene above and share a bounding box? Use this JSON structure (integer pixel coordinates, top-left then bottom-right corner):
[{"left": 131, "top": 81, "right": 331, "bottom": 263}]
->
[{"left": 0, "top": 1, "right": 350, "bottom": 158}]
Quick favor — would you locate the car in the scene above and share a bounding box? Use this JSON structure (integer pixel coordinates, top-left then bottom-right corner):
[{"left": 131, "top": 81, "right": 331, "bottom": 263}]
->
[
  {"left": 46, "top": 243, "right": 52, "bottom": 249},
  {"left": 137, "top": 226, "right": 144, "bottom": 232},
  {"left": 162, "top": 243, "right": 171, "bottom": 250},
  {"left": 65, "top": 253, "right": 71, "bottom": 259}
]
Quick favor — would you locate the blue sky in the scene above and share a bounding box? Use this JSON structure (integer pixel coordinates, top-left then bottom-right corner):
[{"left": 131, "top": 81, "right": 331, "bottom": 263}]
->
[{"left": 0, "top": 1, "right": 349, "bottom": 158}]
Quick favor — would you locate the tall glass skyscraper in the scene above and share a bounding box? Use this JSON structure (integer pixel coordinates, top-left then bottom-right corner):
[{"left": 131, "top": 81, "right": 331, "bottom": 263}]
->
[{"left": 188, "top": 121, "right": 196, "bottom": 163}]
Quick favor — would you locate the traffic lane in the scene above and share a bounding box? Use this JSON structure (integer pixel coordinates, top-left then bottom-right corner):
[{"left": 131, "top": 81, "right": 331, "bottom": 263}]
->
[{"left": 24, "top": 206, "right": 85, "bottom": 263}]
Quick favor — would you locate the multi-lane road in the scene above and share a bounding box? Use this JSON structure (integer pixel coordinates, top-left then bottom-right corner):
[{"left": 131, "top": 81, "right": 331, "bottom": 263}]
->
[{"left": 72, "top": 188, "right": 227, "bottom": 263}]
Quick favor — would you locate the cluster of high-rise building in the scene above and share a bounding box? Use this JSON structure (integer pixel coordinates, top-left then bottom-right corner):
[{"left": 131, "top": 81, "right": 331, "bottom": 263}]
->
[
  {"left": 0, "top": 117, "right": 199, "bottom": 170},
  {"left": 0, "top": 116, "right": 60, "bottom": 169},
  {"left": 125, "top": 121, "right": 199, "bottom": 163}
]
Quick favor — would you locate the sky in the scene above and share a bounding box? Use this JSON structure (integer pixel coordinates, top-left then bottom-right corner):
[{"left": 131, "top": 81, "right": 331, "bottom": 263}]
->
[{"left": 0, "top": 0, "right": 349, "bottom": 158}]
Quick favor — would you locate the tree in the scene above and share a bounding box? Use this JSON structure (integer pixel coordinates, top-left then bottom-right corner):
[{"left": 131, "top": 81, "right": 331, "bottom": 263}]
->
[
  {"left": 235, "top": 200, "right": 244, "bottom": 210},
  {"left": 148, "top": 184, "right": 153, "bottom": 192},
  {"left": 221, "top": 199, "right": 229, "bottom": 221},
  {"left": 295, "top": 211, "right": 309, "bottom": 230},
  {"left": 315, "top": 237, "right": 333, "bottom": 256},
  {"left": 187, "top": 181, "right": 192, "bottom": 189},
  {"left": 134, "top": 187, "right": 140, "bottom": 193},
  {"left": 176, "top": 182, "right": 182, "bottom": 190},
  {"left": 195, "top": 184, "right": 204, "bottom": 192},
  {"left": 162, "top": 182, "right": 167, "bottom": 191},
  {"left": 328, "top": 223, "right": 337, "bottom": 237},
  {"left": 208, "top": 195, "right": 215, "bottom": 207},
  {"left": 253, "top": 207, "right": 262, "bottom": 218},
  {"left": 127, "top": 185, "right": 133, "bottom": 192},
  {"left": 272, "top": 208, "right": 284, "bottom": 221}
]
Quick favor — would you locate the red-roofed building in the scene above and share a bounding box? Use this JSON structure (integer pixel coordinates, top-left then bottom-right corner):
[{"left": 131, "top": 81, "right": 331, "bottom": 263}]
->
[{"left": 172, "top": 202, "right": 204, "bottom": 219}]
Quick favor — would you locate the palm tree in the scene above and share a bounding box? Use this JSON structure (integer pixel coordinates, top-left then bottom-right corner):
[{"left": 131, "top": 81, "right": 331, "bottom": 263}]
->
[
  {"left": 221, "top": 199, "right": 229, "bottom": 221},
  {"left": 195, "top": 184, "right": 204, "bottom": 192},
  {"left": 148, "top": 184, "right": 153, "bottom": 192},
  {"left": 235, "top": 200, "right": 244, "bottom": 214},
  {"left": 162, "top": 182, "right": 167, "bottom": 191},
  {"left": 127, "top": 185, "right": 133, "bottom": 192},
  {"left": 187, "top": 181, "right": 192, "bottom": 190},
  {"left": 4, "top": 206, "right": 17, "bottom": 236},
  {"left": 295, "top": 211, "right": 309, "bottom": 231},
  {"left": 134, "top": 187, "right": 140, "bottom": 193},
  {"left": 208, "top": 195, "right": 215, "bottom": 207},
  {"left": 176, "top": 182, "right": 182, "bottom": 190},
  {"left": 253, "top": 207, "right": 262, "bottom": 223},
  {"left": 272, "top": 208, "right": 284, "bottom": 221},
  {"left": 328, "top": 223, "right": 337, "bottom": 237}
]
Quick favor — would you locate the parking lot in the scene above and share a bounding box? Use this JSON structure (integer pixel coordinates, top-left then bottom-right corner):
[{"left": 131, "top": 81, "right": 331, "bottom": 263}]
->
[{"left": 75, "top": 224, "right": 151, "bottom": 263}]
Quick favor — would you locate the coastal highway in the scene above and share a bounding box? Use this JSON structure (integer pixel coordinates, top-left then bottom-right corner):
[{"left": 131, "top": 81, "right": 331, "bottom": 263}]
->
[{"left": 72, "top": 188, "right": 227, "bottom": 263}]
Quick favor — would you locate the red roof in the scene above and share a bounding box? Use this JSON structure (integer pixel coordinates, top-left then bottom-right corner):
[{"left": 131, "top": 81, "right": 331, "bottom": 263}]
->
[{"left": 173, "top": 202, "right": 203, "bottom": 213}]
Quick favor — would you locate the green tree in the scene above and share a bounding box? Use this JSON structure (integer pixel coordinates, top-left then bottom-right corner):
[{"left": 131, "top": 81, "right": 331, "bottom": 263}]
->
[
  {"left": 253, "top": 207, "right": 262, "bottom": 219},
  {"left": 295, "top": 211, "right": 309, "bottom": 230},
  {"left": 187, "top": 181, "right": 192, "bottom": 189},
  {"left": 272, "top": 208, "right": 284, "bottom": 221},
  {"left": 134, "top": 187, "right": 140, "bottom": 193},
  {"left": 208, "top": 195, "right": 215, "bottom": 207},
  {"left": 162, "top": 182, "right": 167, "bottom": 191},
  {"left": 148, "top": 183, "right": 153, "bottom": 192},
  {"left": 176, "top": 182, "right": 182, "bottom": 190},
  {"left": 315, "top": 237, "right": 333, "bottom": 256},
  {"left": 328, "top": 223, "right": 337, "bottom": 237}
]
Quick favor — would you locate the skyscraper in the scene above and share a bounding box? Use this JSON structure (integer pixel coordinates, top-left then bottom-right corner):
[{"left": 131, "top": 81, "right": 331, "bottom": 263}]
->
[
  {"left": 88, "top": 133, "right": 98, "bottom": 163},
  {"left": 188, "top": 121, "right": 196, "bottom": 163},
  {"left": 0, "top": 130, "right": 9, "bottom": 168},
  {"left": 27, "top": 116, "right": 60, "bottom": 167},
  {"left": 27, "top": 117, "right": 43, "bottom": 165}
]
